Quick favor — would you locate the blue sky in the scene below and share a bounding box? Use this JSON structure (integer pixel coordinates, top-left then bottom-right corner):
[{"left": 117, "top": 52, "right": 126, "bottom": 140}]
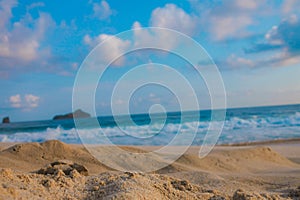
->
[{"left": 0, "top": 0, "right": 300, "bottom": 122}]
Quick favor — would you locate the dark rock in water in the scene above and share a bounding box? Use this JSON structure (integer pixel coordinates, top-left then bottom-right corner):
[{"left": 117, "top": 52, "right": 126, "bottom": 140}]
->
[
  {"left": 2, "top": 117, "right": 10, "bottom": 123},
  {"left": 36, "top": 160, "right": 89, "bottom": 176},
  {"left": 53, "top": 109, "right": 91, "bottom": 120}
]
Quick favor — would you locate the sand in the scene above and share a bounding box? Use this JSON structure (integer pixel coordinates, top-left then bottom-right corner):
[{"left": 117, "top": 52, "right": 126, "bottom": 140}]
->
[{"left": 0, "top": 140, "right": 299, "bottom": 199}]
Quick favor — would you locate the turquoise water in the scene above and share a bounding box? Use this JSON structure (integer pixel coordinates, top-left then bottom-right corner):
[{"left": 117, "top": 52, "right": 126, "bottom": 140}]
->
[{"left": 0, "top": 104, "right": 300, "bottom": 145}]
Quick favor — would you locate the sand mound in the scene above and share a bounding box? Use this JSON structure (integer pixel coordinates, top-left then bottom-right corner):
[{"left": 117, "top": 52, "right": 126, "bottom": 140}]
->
[
  {"left": 174, "top": 147, "right": 297, "bottom": 173},
  {"left": 0, "top": 168, "right": 289, "bottom": 200},
  {"left": 0, "top": 140, "right": 111, "bottom": 174},
  {"left": 0, "top": 168, "right": 228, "bottom": 199},
  {"left": 0, "top": 141, "right": 297, "bottom": 175},
  {"left": 0, "top": 167, "right": 86, "bottom": 200},
  {"left": 4, "top": 140, "right": 72, "bottom": 159},
  {"left": 1, "top": 168, "right": 214, "bottom": 200},
  {"left": 85, "top": 172, "right": 228, "bottom": 200}
]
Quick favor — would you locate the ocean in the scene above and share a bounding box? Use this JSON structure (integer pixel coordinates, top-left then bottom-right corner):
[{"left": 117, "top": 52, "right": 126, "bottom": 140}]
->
[{"left": 0, "top": 104, "right": 300, "bottom": 145}]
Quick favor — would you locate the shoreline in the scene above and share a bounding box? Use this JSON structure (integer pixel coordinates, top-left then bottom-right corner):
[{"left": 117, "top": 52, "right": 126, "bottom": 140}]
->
[
  {"left": 1, "top": 137, "right": 300, "bottom": 148},
  {"left": 219, "top": 137, "right": 300, "bottom": 146}
]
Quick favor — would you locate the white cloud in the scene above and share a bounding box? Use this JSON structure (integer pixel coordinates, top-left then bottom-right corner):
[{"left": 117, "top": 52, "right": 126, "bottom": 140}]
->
[
  {"left": 149, "top": 93, "right": 155, "bottom": 98},
  {"left": 245, "top": 14, "right": 300, "bottom": 68},
  {"left": 226, "top": 50, "right": 300, "bottom": 69},
  {"left": 71, "top": 62, "right": 79, "bottom": 70},
  {"left": 197, "top": 0, "right": 268, "bottom": 41},
  {"left": 0, "top": 0, "right": 55, "bottom": 73},
  {"left": 282, "top": 0, "right": 300, "bottom": 14},
  {"left": 84, "top": 3, "right": 212, "bottom": 68},
  {"left": 83, "top": 4, "right": 198, "bottom": 67},
  {"left": 131, "top": 21, "right": 152, "bottom": 47},
  {"left": 132, "top": 21, "right": 180, "bottom": 50},
  {"left": 26, "top": 2, "right": 45, "bottom": 10},
  {"left": 226, "top": 54, "right": 255, "bottom": 68},
  {"left": 264, "top": 26, "right": 284, "bottom": 46},
  {"left": 92, "top": 0, "right": 113, "bottom": 20},
  {"left": 84, "top": 5, "right": 195, "bottom": 67},
  {"left": 83, "top": 34, "right": 92, "bottom": 45},
  {"left": 9, "top": 94, "right": 40, "bottom": 109},
  {"left": 150, "top": 4, "right": 197, "bottom": 36},
  {"left": 0, "top": 12, "right": 54, "bottom": 62},
  {"left": 0, "top": 0, "right": 17, "bottom": 30},
  {"left": 267, "top": 51, "right": 300, "bottom": 67},
  {"left": 209, "top": 15, "right": 253, "bottom": 41},
  {"left": 0, "top": 0, "right": 83, "bottom": 78},
  {"left": 134, "top": 3, "right": 198, "bottom": 46},
  {"left": 234, "top": 0, "right": 260, "bottom": 10},
  {"left": 9, "top": 94, "right": 21, "bottom": 108},
  {"left": 84, "top": 33, "right": 131, "bottom": 66},
  {"left": 265, "top": 15, "right": 300, "bottom": 52},
  {"left": 24, "top": 94, "right": 40, "bottom": 108}
]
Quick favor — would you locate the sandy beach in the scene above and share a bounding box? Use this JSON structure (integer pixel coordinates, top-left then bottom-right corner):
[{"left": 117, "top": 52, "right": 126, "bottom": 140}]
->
[
  {"left": 2, "top": 0, "right": 300, "bottom": 199},
  {"left": 0, "top": 139, "right": 299, "bottom": 199}
]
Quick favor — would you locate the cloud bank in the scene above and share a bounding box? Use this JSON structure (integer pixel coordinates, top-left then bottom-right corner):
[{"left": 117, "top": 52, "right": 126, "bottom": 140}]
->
[{"left": 9, "top": 94, "right": 40, "bottom": 110}]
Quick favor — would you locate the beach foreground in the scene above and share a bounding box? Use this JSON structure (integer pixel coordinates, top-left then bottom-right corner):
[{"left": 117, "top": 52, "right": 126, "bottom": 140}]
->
[{"left": 0, "top": 140, "right": 299, "bottom": 199}]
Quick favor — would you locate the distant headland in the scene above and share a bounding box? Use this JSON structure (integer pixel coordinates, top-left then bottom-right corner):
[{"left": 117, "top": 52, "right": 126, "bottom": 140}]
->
[
  {"left": 52, "top": 109, "right": 91, "bottom": 120},
  {"left": 2, "top": 116, "right": 10, "bottom": 124},
  {"left": 1, "top": 110, "right": 91, "bottom": 123}
]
